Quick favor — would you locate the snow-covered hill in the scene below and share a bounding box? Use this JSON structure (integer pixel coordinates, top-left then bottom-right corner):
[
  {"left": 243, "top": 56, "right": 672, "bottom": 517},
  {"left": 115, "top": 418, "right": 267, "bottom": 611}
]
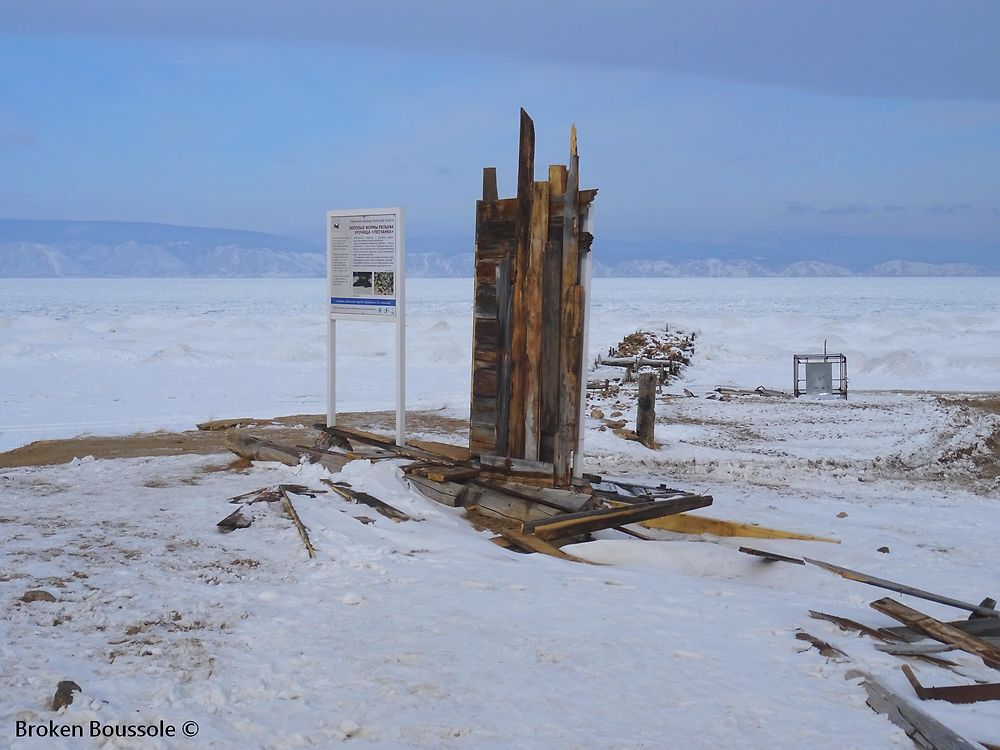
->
[{"left": 2, "top": 220, "right": 996, "bottom": 278}]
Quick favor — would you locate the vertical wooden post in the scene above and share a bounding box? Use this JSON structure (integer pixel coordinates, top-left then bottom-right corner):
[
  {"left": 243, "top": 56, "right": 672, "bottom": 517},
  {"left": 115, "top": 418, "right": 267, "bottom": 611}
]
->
[
  {"left": 637, "top": 372, "right": 656, "bottom": 448},
  {"left": 482, "top": 167, "right": 498, "bottom": 202},
  {"left": 523, "top": 179, "right": 549, "bottom": 461},
  {"left": 508, "top": 108, "right": 535, "bottom": 458},
  {"left": 554, "top": 125, "right": 581, "bottom": 485}
]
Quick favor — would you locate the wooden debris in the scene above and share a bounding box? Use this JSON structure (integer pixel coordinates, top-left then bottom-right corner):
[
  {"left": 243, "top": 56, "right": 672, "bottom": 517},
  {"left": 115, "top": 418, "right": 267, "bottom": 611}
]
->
[
  {"left": 217, "top": 506, "right": 255, "bottom": 531},
  {"left": 406, "top": 439, "right": 471, "bottom": 463},
  {"left": 492, "top": 528, "right": 596, "bottom": 564},
  {"left": 795, "top": 631, "right": 848, "bottom": 659},
  {"left": 870, "top": 598, "right": 1000, "bottom": 669},
  {"left": 227, "top": 433, "right": 349, "bottom": 473},
  {"left": 884, "top": 617, "right": 1000, "bottom": 643},
  {"left": 901, "top": 664, "right": 1000, "bottom": 704},
  {"left": 523, "top": 494, "right": 712, "bottom": 541},
  {"left": 808, "top": 610, "right": 898, "bottom": 643},
  {"left": 479, "top": 454, "right": 557, "bottom": 487},
  {"left": 404, "top": 475, "right": 468, "bottom": 508},
  {"left": 804, "top": 557, "right": 999, "bottom": 618},
  {"left": 321, "top": 479, "right": 414, "bottom": 522},
  {"left": 631, "top": 513, "right": 839, "bottom": 542},
  {"left": 636, "top": 372, "right": 656, "bottom": 448},
  {"left": 852, "top": 671, "right": 979, "bottom": 750},
  {"left": 279, "top": 487, "right": 316, "bottom": 559},
  {"left": 197, "top": 417, "right": 262, "bottom": 431},
  {"left": 466, "top": 484, "right": 566, "bottom": 524},
  {"left": 738, "top": 546, "right": 805, "bottom": 565}
]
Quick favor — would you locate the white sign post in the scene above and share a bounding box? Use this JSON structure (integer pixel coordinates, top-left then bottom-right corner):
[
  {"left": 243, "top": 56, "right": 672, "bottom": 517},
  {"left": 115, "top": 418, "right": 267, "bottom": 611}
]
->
[{"left": 326, "top": 207, "right": 405, "bottom": 445}]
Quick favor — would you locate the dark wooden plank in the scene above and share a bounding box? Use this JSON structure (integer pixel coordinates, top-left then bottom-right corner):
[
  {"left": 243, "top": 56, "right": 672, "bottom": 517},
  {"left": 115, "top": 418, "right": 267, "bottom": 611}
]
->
[
  {"left": 636, "top": 372, "right": 656, "bottom": 448},
  {"left": 871, "top": 597, "right": 1000, "bottom": 669},
  {"left": 321, "top": 479, "right": 414, "bottom": 522},
  {"left": 405, "top": 475, "right": 468, "bottom": 508},
  {"left": 494, "top": 255, "right": 513, "bottom": 455},
  {"left": 539, "top": 238, "right": 563, "bottom": 462},
  {"left": 524, "top": 494, "right": 713, "bottom": 541},
  {"left": 808, "top": 610, "right": 898, "bottom": 642},
  {"left": 508, "top": 107, "right": 536, "bottom": 459},
  {"left": 738, "top": 546, "right": 805, "bottom": 565},
  {"left": 805, "top": 558, "right": 999, "bottom": 618},
  {"left": 554, "top": 285, "right": 583, "bottom": 485},
  {"left": 494, "top": 528, "right": 596, "bottom": 564},
  {"left": 523, "top": 179, "right": 549, "bottom": 460},
  {"left": 482, "top": 166, "right": 498, "bottom": 202}
]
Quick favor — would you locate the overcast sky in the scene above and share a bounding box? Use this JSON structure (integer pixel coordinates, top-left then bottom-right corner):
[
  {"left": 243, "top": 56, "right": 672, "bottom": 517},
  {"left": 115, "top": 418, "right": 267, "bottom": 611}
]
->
[{"left": 1, "top": 1, "right": 998, "bottom": 259}]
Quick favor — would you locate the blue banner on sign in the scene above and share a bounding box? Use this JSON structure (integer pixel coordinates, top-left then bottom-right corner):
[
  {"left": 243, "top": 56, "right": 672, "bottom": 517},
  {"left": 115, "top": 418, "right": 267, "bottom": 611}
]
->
[{"left": 330, "top": 297, "right": 396, "bottom": 306}]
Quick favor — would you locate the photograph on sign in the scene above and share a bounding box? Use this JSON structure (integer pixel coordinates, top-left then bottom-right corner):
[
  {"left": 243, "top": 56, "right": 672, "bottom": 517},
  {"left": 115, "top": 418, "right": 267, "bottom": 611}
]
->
[{"left": 328, "top": 213, "right": 398, "bottom": 318}]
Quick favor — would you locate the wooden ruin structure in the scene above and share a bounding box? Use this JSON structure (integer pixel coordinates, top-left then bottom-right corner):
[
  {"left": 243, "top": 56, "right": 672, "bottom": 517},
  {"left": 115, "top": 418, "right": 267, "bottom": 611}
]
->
[{"left": 469, "top": 109, "right": 597, "bottom": 487}]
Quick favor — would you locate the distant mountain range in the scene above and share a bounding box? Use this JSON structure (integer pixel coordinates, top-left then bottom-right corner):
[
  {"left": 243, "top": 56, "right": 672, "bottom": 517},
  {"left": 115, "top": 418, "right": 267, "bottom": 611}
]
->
[{"left": 1, "top": 219, "right": 996, "bottom": 278}]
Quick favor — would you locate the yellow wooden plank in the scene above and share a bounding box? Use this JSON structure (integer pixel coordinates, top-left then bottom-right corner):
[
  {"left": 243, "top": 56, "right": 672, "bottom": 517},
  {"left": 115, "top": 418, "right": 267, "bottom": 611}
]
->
[{"left": 633, "top": 511, "right": 839, "bottom": 543}]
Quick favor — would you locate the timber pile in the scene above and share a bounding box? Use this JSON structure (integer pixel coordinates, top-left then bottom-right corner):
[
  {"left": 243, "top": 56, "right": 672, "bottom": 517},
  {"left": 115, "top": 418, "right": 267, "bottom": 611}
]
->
[
  {"left": 743, "top": 547, "right": 1000, "bottom": 748},
  {"left": 223, "top": 423, "right": 718, "bottom": 562},
  {"left": 470, "top": 109, "right": 596, "bottom": 486},
  {"left": 596, "top": 327, "right": 695, "bottom": 385}
]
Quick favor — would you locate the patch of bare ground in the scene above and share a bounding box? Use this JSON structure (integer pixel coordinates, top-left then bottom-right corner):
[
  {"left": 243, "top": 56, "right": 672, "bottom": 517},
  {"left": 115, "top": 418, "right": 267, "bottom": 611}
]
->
[{"left": 0, "top": 410, "right": 467, "bottom": 469}]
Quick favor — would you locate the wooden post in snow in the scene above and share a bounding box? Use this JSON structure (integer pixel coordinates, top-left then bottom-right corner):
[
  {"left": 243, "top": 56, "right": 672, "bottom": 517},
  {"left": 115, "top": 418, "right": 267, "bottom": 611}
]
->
[{"left": 636, "top": 372, "right": 657, "bottom": 448}]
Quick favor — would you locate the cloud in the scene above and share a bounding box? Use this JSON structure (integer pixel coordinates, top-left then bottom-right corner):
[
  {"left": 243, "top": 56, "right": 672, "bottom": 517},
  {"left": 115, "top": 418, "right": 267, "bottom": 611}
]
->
[
  {"left": 820, "top": 204, "right": 873, "bottom": 216},
  {"left": 882, "top": 205, "right": 908, "bottom": 212},
  {"left": 786, "top": 201, "right": 875, "bottom": 216},
  {"left": 0, "top": 130, "right": 36, "bottom": 148},
  {"left": 924, "top": 204, "right": 972, "bottom": 215},
  {"left": 1, "top": 1, "right": 997, "bottom": 100}
]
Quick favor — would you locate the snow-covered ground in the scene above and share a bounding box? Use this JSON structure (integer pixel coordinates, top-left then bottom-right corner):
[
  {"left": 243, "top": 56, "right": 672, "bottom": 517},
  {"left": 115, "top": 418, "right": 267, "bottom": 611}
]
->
[
  {"left": 2, "top": 277, "right": 999, "bottom": 748},
  {"left": 2, "top": 277, "right": 999, "bottom": 451}
]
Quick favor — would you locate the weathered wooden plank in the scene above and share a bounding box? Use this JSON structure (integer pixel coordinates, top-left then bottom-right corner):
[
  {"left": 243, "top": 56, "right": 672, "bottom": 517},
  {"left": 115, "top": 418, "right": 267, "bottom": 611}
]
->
[
  {"left": 855, "top": 671, "right": 979, "bottom": 750},
  {"left": 539, "top": 238, "right": 563, "bottom": 462},
  {"left": 525, "top": 494, "right": 713, "bottom": 541},
  {"left": 621, "top": 511, "right": 839, "bottom": 543},
  {"left": 321, "top": 479, "right": 414, "bottom": 522},
  {"left": 554, "top": 284, "right": 583, "bottom": 485},
  {"left": 508, "top": 107, "right": 535, "bottom": 459},
  {"left": 805, "top": 558, "right": 999, "bottom": 618},
  {"left": 279, "top": 487, "right": 317, "bottom": 559},
  {"left": 470, "top": 479, "right": 594, "bottom": 513},
  {"left": 808, "top": 610, "right": 898, "bottom": 642},
  {"left": 870, "top": 597, "right": 1000, "bottom": 669},
  {"left": 482, "top": 166, "right": 498, "bottom": 202},
  {"left": 548, "top": 164, "right": 567, "bottom": 194},
  {"left": 405, "top": 475, "right": 468, "bottom": 508},
  {"left": 738, "top": 546, "right": 804, "bottom": 564},
  {"left": 494, "top": 255, "right": 513, "bottom": 455},
  {"left": 466, "top": 485, "right": 564, "bottom": 524},
  {"left": 226, "top": 433, "right": 350, "bottom": 474},
  {"left": 406, "top": 440, "right": 471, "bottom": 463},
  {"left": 494, "top": 528, "right": 595, "bottom": 564},
  {"left": 523, "top": 179, "right": 549, "bottom": 460},
  {"left": 884, "top": 617, "right": 1000, "bottom": 643},
  {"left": 636, "top": 372, "right": 656, "bottom": 448}
]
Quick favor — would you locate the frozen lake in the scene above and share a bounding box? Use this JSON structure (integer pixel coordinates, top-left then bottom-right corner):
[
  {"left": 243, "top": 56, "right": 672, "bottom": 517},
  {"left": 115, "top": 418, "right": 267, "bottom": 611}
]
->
[{"left": 1, "top": 277, "right": 998, "bottom": 451}]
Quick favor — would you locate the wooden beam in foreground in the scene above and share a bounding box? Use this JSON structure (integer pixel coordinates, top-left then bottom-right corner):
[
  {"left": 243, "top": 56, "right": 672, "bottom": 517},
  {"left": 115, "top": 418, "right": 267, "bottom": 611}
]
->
[
  {"left": 854, "top": 671, "right": 979, "bottom": 750},
  {"left": 524, "top": 494, "right": 712, "bottom": 541},
  {"left": 870, "top": 597, "right": 1000, "bottom": 670}
]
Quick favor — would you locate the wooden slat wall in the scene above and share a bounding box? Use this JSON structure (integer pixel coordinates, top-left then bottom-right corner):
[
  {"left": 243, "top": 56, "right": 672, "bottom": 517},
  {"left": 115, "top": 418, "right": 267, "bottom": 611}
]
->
[{"left": 469, "top": 109, "right": 597, "bottom": 487}]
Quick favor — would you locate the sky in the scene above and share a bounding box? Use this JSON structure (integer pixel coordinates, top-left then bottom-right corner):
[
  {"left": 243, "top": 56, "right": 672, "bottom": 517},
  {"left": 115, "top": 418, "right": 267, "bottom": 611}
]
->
[{"left": 1, "top": 1, "right": 998, "bottom": 263}]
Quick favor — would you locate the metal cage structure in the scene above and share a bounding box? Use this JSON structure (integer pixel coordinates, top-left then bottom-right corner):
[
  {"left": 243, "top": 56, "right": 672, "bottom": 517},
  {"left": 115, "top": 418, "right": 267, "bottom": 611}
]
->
[{"left": 793, "top": 352, "right": 848, "bottom": 399}]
